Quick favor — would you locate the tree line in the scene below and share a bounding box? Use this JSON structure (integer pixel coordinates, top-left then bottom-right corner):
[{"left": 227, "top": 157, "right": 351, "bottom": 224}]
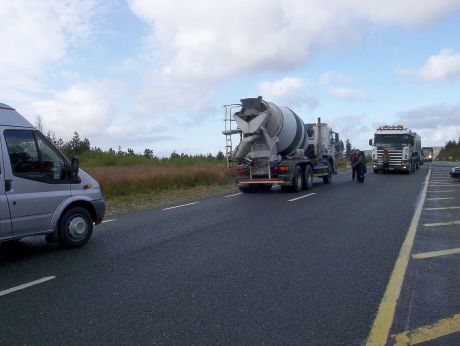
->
[{"left": 46, "top": 130, "right": 226, "bottom": 161}]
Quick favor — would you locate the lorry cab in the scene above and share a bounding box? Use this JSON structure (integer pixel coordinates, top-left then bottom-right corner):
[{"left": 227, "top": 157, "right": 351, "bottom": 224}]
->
[{"left": 0, "top": 103, "right": 105, "bottom": 248}]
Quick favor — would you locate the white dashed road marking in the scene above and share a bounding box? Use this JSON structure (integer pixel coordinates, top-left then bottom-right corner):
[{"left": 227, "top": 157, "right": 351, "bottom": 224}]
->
[
  {"left": 288, "top": 193, "right": 316, "bottom": 202},
  {"left": 225, "top": 192, "right": 243, "bottom": 198},
  {"left": 0, "top": 276, "right": 56, "bottom": 297},
  {"left": 162, "top": 202, "right": 199, "bottom": 211}
]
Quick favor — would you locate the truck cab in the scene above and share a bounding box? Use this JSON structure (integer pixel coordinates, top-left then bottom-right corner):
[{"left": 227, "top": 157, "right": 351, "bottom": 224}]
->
[
  {"left": 422, "top": 147, "right": 434, "bottom": 162},
  {"left": 0, "top": 103, "right": 105, "bottom": 248},
  {"left": 369, "top": 125, "right": 421, "bottom": 173}
]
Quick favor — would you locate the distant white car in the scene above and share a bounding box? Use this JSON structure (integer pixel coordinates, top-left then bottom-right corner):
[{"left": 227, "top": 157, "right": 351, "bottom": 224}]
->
[{"left": 450, "top": 166, "right": 460, "bottom": 180}]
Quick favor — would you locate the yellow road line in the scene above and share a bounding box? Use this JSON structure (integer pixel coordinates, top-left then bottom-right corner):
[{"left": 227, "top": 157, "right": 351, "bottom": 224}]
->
[
  {"left": 392, "top": 314, "right": 460, "bottom": 345},
  {"left": 412, "top": 248, "right": 460, "bottom": 260},
  {"left": 424, "top": 206, "right": 460, "bottom": 211},
  {"left": 366, "top": 170, "right": 430, "bottom": 346},
  {"left": 423, "top": 220, "right": 460, "bottom": 227}
]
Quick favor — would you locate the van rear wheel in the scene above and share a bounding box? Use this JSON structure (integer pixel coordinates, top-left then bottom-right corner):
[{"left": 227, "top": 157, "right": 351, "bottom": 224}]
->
[{"left": 58, "top": 207, "right": 93, "bottom": 248}]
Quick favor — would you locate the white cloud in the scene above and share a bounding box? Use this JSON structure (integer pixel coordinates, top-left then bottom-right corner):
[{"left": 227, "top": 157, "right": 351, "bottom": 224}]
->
[
  {"left": 257, "top": 77, "right": 319, "bottom": 109},
  {"left": 134, "top": 71, "right": 217, "bottom": 125},
  {"left": 28, "top": 81, "right": 116, "bottom": 140},
  {"left": 344, "top": 0, "right": 460, "bottom": 26},
  {"left": 330, "top": 87, "right": 370, "bottom": 101},
  {"left": 26, "top": 80, "right": 175, "bottom": 150},
  {"left": 397, "top": 101, "right": 460, "bottom": 145},
  {"left": 0, "top": 1, "right": 102, "bottom": 99},
  {"left": 128, "top": 0, "right": 460, "bottom": 84},
  {"left": 126, "top": 0, "right": 460, "bottom": 122},
  {"left": 258, "top": 77, "right": 304, "bottom": 98},
  {"left": 320, "top": 71, "right": 355, "bottom": 85},
  {"left": 398, "top": 49, "right": 460, "bottom": 81},
  {"left": 397, "top": 101, "right": 460, "bottom": 128},
  {"left": 329, "top": 114, "right": 374, "bottom": 150}
]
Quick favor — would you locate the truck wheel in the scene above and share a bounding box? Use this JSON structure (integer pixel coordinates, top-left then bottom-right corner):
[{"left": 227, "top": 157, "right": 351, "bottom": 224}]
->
[
  {"left": 304, "top": 165, "right": 313, "bottom": 190},
  {"left": 58, "top": 207, "right": 93, "bottom": 248},
  {"left": 323, "top": 166, "right": 332, "bottom": 184},
  {"left": 292, "top": 166, "right": 304, "bottom": 192}
]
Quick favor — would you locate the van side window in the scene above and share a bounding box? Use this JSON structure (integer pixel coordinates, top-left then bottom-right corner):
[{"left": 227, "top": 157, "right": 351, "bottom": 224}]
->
[
  {"left": 36, "top": 134, "right": 66, "bottom": 181},
  {"left": 4, "top": 130, "right": 67, "bottom": 183},
  {"left": 5, "top": 130, "right": 42, "bottom": 178}
]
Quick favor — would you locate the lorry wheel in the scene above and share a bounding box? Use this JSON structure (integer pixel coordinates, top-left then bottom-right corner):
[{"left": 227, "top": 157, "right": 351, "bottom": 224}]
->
[
  {"left": 292, "top": 166, "right": 304, "bottom": 192},
  {"left": 304, "top": 165, "right": 313, "bottom": 190},
  {"left": 323, "top": 169, "right": 332, "bottom": 184},
  {"left": 58, "top": 207, "right": 93, "bottom": 248}
]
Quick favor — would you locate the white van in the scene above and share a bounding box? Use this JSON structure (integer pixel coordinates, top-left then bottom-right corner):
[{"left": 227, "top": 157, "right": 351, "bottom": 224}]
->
[{"left": 0, "top": 103, "right": 105, "bottom": 248}]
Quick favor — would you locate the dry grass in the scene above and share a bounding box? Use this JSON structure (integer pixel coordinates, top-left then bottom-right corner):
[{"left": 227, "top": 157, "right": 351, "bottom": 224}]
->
[{"left": 85, "top": 164, "right": 234, "bottom": 213}]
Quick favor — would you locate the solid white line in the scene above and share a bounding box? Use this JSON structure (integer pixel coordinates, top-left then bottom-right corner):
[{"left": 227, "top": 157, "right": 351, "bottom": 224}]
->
[
  {"left": 0, "top": 276, "right": 56, "bottom": 297},
  {"left": 162, "top": 202, "right": 199, "bottom": 211},
  {"left": 429, "top": 184, "right": 460, "bottom": 187},
  {"left": 412, "top": 248, "right": 460, "bottom": 260},
  {"left": 225, "top": 192, "right": 243, "bottom": 198},
  {"left": 288, "top": 193, "right": 316, "bottom": 202},
  {"left": 426, "top": 197, "right": 454, "bottom": 200},
  {"left": 424, "top": 206, "right": 460, "bottom": 211},
  {"left": 102, "top": 219, "right": 116, "bottom": 224},
  {"left": 423, "top": 220, "right": 460, "bottom": 227},
  {"left": 428, "top": 190, "right": 456, "bottom": 193}
]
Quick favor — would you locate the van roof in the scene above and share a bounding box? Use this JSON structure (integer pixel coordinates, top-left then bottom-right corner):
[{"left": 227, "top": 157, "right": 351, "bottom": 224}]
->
[{"left": 0, "top": 103, "right": 34, "bottom": 128}]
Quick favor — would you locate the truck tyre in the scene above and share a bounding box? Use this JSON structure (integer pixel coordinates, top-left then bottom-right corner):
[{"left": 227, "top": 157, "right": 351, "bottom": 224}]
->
[
  {"left": 304, "top": 165, "right": 313, "bottom": 190},
  {"left": 323, "top": 164, "right": 332, "bottom": 184},
  {"left": 58, "top": 207, "right": 93, "bottom": 248},
  {"left": 292, "top": 166, "right": 304, "bottom": 192}
]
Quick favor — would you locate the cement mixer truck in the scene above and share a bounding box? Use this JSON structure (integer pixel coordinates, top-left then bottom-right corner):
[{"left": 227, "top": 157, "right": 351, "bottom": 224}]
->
[{"left": 222, "top": 97, "right": 339, "bottom": 193}]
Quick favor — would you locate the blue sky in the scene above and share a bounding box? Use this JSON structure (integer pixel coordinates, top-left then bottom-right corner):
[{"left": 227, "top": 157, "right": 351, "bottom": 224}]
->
[{"left": 2, "top": 0, "right": 460, "bottom": 157}]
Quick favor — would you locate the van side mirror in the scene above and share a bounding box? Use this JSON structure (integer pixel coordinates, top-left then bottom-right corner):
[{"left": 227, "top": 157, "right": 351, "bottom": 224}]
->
[
  {"left": 369, "top": 139, "right": 373, "bottom": 146},
  {"left": 70, "top": 157, "right": 80, "bottom": 176}
]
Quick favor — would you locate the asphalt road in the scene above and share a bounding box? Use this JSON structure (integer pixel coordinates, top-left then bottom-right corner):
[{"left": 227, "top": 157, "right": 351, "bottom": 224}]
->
[{"left": 0, "top": 163, "right": 457, "bottom": 345}]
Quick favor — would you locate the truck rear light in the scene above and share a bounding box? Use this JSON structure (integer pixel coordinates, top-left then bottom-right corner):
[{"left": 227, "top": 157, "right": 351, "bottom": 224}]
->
[
  {"left": 278, "top": 165, "right": 289, "bottom": 172},
  {"left": 237, "top": 168, "right": 247, "bottom": 174}
]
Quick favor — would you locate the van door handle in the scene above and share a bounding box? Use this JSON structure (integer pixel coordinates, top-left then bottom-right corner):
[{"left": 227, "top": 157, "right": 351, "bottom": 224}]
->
[{"left": 5, "top": 179, "right": 12, "bottom": 192}]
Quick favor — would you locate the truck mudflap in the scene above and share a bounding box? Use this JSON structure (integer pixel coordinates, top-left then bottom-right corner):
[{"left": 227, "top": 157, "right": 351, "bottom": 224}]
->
[{"left": 313, "top": 163, "right": 330, "bottom": 177}]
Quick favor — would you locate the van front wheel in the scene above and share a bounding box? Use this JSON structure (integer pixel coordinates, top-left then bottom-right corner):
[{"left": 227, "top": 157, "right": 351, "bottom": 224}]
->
[{"left": 58, "top": 207, "right": 93, "bottom": 248}]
